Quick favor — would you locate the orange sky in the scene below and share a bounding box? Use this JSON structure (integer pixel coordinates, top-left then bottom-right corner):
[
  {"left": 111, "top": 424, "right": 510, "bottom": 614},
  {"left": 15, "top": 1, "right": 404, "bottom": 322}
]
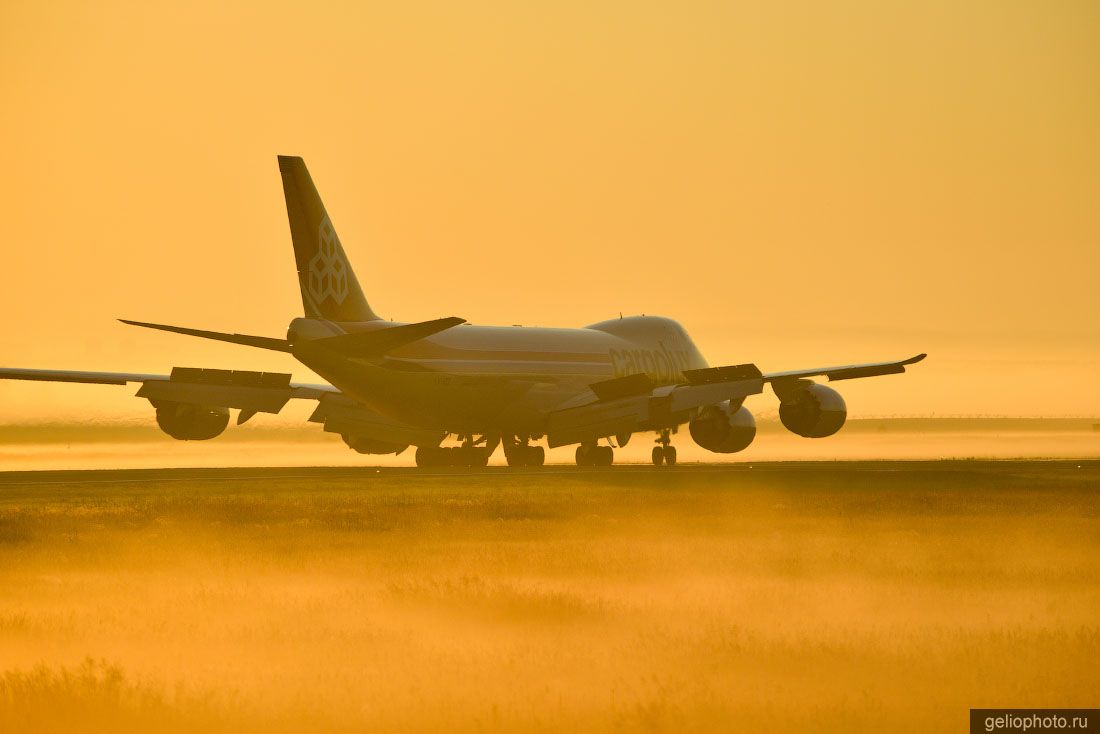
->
[{"left": 1, "top": 0, "right": 1097, "bottom": 421}]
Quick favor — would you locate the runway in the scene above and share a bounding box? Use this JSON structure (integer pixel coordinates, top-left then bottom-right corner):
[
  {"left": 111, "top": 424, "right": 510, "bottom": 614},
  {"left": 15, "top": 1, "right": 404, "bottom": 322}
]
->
[{"left": 1, "top": 458, "right": 1095, "bottom": 487}]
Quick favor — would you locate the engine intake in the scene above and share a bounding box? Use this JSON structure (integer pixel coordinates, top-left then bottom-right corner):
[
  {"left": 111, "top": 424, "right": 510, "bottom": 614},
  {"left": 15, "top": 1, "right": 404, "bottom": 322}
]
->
[
  {"left": 689, "top": 402, "right": 756, "bottom": 454},
  {"left": 777, "top": 383, "right": 847, "bottom": 438},
  {"left": 154, "top": 401, "right": 230, "bottom": 440}
]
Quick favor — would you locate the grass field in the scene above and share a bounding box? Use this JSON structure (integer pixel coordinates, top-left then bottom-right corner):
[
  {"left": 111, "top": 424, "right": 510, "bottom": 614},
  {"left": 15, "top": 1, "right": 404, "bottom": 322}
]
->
[{"left": 0, "top": 462, "right": 1097, "bottom": 732}]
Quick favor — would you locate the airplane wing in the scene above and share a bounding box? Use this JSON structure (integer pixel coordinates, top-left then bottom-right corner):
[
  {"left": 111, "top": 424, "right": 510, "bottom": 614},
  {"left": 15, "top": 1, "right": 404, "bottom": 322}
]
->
[
  {"left": 0, "top": 364, "right": 442, "bottom": 446},
  {"left": 0, "top": 366, "right": 334, "bottom": 399},
  {"left": 761, "top": 353, "right": 927, "bottom": 382},
  {"left": 0, "top": 367, "right": 166, "bottom": 386},
  {"left": 545, "top": 354, "right": 926, "bottom": 447},
  {"left": 546, "top": 367, "right": 766, "bottom": 447},
  {"left": 0, "top": 362, "right": 445, "bottom": 451}
]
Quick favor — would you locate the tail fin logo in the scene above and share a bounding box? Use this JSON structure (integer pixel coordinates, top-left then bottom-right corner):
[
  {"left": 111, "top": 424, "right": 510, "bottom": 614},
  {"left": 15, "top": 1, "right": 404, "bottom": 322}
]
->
[{"left": 306, "top": 216, "right": 350, "bottom": 306}]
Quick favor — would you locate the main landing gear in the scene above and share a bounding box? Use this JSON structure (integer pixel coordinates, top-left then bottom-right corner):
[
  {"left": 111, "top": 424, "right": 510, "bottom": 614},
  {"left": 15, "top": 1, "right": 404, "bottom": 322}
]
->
[
  {"left": 575, "top": 442, "right": 614, "bottom": 467},
  {"left": 415, "top": 434, "right": 498, "bottom": 468},
  {"left": 651, "top": 428, "right": 677, "bottom": 466},
  {"left": 503, "top": 436, "right": 546, "bottom": 468}
]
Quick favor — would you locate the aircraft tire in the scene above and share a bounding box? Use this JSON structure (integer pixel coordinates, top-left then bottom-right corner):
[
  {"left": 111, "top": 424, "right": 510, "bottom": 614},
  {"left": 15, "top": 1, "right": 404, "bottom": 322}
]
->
[
  {"left": 415, "top": 446, "right": 442, "bottom": 467},
  {"left": 525, "top": 446, "right": 545, "bottom": 466},
  {"left": 651, "top": 446, "right": 664, "bottom": 466},
  {"left": 504, "top": 443, "right": 526, "bottom": 467},
  {"left": 471, "top": 447, "right": 490, "bottom": 467},
  {"left": 575, "top": 445, "right": 589, "bottom": 466},
  {"left": 593, "top": 446, "right": 614, "bottom": 466},
  {"left": 664, "top": 446, "right": 677, "bottom": 466}
]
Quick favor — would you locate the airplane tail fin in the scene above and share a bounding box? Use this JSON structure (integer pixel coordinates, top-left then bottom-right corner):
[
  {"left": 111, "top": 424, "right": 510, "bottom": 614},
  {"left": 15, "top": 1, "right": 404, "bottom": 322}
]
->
[{"left": 278, "top": 155, "right": 378, "bottom": 322}]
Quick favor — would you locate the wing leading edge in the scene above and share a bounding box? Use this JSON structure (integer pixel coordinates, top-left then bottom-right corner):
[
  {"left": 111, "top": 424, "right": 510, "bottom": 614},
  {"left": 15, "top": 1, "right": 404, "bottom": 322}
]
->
[
  {"left": 762, "top": 353, "right": 926, "bottom": 382},
  {"left": 0, "top": 367, "right": 164, "bottom": 386},
  {"left": 0, "top": 366, "right": 336, "bottom": 397}
]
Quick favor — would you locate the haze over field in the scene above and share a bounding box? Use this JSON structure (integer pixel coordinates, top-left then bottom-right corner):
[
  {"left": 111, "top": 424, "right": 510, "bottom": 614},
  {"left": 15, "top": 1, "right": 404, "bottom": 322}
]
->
[
  {"left": 0, "top": 419, "right": 1097, "bottom": 471},
  {"left": 1, "top": 463, "right": 1096, "bottom": 732},
  {"left": 1, "top": 0, "right": 1098, "bottom": 422}
]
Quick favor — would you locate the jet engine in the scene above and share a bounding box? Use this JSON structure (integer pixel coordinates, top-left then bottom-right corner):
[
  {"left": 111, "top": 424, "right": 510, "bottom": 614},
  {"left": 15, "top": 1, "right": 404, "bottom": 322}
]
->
[
  {"left": 777, "top": 383, "right": 847, "bottom": 438},
  {"left": 689, "top": 402, "right": 756, "bottom": 453},
  {"left": 341, "top": 433, "right": 408, "bottom": 455},
  {"left": 154, "top": 401, "right": 230, "bottom": 440}
]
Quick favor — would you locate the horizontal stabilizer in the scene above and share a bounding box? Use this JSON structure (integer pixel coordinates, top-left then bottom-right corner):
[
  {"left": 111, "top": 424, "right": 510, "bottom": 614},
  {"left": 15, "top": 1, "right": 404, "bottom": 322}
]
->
[
  {"left": 300, "top": 317, "right": 465, "bottom": 358},
  {"left": 120, "top": 320, "right": 292, "bottom": 352}
]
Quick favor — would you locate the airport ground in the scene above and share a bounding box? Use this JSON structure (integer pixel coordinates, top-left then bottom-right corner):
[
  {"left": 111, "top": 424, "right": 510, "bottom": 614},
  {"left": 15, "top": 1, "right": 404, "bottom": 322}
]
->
[
  {"left": 1, "top": 417, "right": 1097, "bottom": 470},
  {"left": 0, "top": 460, "right": 1096, "bottom": 732}
]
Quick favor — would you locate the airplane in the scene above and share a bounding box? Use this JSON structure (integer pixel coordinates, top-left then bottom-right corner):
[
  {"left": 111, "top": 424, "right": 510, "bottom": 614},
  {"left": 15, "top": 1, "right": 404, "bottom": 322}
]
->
[{"left": 0, "top": 156, "right": 925, "bottom": 467}]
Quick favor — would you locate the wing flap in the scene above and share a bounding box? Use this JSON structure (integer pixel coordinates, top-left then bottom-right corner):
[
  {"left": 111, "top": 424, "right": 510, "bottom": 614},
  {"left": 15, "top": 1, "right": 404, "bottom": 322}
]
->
[
  {"left": 667, "top": 377, "right": 764, "bottom": 414},
  {"left": 308, "top": 393, "right": 444, "bottom": 447},
  {"left": 547, "top": 376, "right": 764, "bottom": 447},
  {"left": 136, "top": 368, "right": 296, "bottom": 414},
  {"left": 682, "top": 363, "right": 762, "bottom": 385},
  {"left": 546, "top": 395, "right": 650, "bottom": 448}
]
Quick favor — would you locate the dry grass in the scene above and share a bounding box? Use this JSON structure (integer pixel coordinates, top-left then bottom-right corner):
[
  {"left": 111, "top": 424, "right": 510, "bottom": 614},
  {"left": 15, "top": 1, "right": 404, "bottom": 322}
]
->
[{"left": 0, "top": 462, "right": 1097, "bottom": 732}]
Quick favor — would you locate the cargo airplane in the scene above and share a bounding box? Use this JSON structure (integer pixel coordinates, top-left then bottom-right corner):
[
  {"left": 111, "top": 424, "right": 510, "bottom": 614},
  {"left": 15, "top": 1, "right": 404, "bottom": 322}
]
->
[{"left": 0, "top": 157, "right": 925, "bottom": 467}]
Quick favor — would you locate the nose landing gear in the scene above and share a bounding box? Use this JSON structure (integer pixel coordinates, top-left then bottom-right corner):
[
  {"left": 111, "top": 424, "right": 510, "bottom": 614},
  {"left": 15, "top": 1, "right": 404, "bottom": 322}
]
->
[{"left": 651, "top": 429, "right": 677, "bottom": 466}]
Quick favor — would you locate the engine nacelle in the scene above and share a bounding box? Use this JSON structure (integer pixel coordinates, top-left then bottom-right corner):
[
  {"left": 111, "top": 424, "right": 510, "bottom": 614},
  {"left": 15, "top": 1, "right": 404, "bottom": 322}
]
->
[
  {"left": 154, "top": 401, "right": 230, "bottom": 441},
  {"left": 341, "top": 433, "right": 408, "bottom": 455},
  {"left": 689, "top": 402, "right": 756, "bottom": 453},
  {"left": 778, "top": 383, "right": 847, "bottom": 438}
]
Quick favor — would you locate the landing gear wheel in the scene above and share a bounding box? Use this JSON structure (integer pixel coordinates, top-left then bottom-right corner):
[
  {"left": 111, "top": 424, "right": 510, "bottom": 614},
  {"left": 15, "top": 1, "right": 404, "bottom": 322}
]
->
[
  {"left": 525, "top": 446, "right": 545, "bottom": 466},
  {"left": 464, "top": 447, "right": 490, "bottom": 468},
  {"left": 415, "top": 446, "right": 441, "bottom": 467},
  {"left": 504, "top": 437, "right": 545, "bottom": 467},
  {"left": 653, "top": 429, "right": 675, "bottom": 467},
  {"left": 577, "top": 444, "right": 613, "bottom": 466},
  {"left": 594, "top": 446, "right": 613, "bottom": 466},
  {"left": 664, "top": 446, "right": 677, "bottom": 466}
]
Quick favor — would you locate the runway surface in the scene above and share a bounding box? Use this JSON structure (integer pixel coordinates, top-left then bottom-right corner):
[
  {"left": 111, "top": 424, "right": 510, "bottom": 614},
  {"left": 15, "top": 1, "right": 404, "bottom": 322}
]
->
[{"left": 1, "top": 458, "right": 1096, "bottom": 487}]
